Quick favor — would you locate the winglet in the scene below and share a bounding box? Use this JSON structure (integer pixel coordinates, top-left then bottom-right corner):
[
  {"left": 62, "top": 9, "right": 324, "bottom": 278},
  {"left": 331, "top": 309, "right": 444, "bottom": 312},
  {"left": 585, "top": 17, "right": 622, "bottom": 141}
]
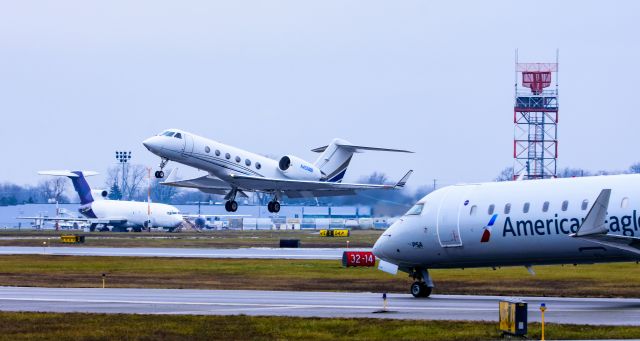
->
[
  {"left": 394, "top": 170, "right": 413, "bottom": 188},
  {"left": 573, "top": 189, "right": 611, "bottom": 237}
]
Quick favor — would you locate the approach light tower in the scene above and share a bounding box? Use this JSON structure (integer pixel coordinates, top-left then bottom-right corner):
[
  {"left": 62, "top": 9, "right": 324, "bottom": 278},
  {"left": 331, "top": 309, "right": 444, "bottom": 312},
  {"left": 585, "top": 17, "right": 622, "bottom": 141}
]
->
[{"left": 513, "top": 51, "right": 559, "bottom": 180}]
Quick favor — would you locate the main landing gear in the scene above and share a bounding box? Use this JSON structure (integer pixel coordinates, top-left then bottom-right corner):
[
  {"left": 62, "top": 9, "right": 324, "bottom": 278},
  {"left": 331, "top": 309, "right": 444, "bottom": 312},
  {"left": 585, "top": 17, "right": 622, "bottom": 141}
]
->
[
  {"left": 410, "top": 268, "right": 434, "bottom": 298},
  {"left": 225, "top": 200, "right": 238, "bottom": 212},
  {"left": 267, "top": 201, "right": 280, "bottom": 213},
  {"left": 224, "top": 188, "right": 239, "bottom": 212},
  {"left": 154, "top": 158, "right": 169, "bottom": 179}
]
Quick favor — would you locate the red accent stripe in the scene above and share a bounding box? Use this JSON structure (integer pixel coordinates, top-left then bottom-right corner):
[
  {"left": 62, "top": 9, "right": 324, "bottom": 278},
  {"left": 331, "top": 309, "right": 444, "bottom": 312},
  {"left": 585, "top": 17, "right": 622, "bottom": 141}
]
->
[{"left": 480, "top": 229, "right": 491, "bottom": 243}]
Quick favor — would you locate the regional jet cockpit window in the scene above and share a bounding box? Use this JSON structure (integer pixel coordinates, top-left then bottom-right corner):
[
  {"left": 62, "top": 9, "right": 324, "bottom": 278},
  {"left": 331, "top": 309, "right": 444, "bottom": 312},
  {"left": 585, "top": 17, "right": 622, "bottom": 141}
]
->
[
  {"left": 174, "top": 133, "right": 182, "bottom": 139},
  {"left": 162, "top": 131, "right": 175, "bottom": 137},
  {"left": 405, "top": 203, "right": 424, "bottom": 216}
]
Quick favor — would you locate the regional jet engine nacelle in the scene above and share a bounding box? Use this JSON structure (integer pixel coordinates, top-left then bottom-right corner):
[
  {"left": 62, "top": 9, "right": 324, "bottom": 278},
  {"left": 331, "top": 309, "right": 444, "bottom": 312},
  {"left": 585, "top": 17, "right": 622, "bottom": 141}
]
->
[
  {"left": 278, "top": 155, "right": 323, "bottom": 181},
  {"left": 91, "top": 189, "right": 109, "bottom": 200}
]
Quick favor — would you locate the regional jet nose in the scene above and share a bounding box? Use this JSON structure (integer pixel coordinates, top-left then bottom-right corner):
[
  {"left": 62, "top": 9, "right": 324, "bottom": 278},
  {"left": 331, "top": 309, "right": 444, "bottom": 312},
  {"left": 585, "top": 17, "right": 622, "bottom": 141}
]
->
[{"left": 372, "top": 234, "right": 390, "bottom": 260}]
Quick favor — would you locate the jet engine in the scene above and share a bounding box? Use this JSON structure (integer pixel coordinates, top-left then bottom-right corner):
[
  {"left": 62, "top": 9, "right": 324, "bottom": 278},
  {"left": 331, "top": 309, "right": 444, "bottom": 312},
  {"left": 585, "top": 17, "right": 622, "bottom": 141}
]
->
[
  {"left": 91, "top": 189, "right": 109, "bottom": 199},
  {"left": 278, "top": 155, "right": 323, "bottom": 181}
]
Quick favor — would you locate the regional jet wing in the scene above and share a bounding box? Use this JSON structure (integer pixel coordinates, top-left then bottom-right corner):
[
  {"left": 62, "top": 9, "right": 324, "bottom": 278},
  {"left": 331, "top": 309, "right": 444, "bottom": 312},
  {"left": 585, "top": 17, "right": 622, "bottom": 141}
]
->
[
  {"left": 571, "top": 188, "right": 640, "bottom": 255},
  {"left": 160, "top": 169, "right": 232, "bottom": 195},
  {"left": 228, "top": 170, "right": 412, "bottom": 198}
]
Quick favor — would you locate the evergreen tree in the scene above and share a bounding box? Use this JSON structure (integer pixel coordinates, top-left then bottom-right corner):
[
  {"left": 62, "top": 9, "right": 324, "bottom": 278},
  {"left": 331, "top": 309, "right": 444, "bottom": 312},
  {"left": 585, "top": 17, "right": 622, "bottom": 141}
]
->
[{"left": 108, "top": 183, "right": 122, "bottom": 200}]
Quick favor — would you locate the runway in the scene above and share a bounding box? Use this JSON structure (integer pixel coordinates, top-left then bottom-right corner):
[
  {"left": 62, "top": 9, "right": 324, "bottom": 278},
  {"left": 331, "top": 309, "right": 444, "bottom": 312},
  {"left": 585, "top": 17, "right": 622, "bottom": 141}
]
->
[
  {"left": 0, "top": 287, "right": 638, "bottom": 325},
  {"left": 0, "top": 246, "right": 355, "bottom": 260}
]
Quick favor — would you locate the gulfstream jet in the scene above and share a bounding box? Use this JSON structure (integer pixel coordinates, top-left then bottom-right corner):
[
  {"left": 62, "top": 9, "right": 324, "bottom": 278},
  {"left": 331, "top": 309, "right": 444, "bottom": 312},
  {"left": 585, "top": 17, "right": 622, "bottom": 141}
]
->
[
  {"left": 373, "top": 175, "right": 640, "bottom": 298},
  {"left": 25, "top": 171, "right": 184, "bottom": 232},
  {"left": 142, "top": 129, "right": 413, "bottom": 213}
]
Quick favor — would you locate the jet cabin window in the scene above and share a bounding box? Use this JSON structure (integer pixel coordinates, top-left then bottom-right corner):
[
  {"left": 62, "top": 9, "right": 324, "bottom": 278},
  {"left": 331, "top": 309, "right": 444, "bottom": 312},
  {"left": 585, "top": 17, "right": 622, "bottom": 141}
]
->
[
  {"left": 255, "top": 162, "right": 262, "bottom": 170},
  {"left": 205, "top": 146, "right": 210, "bottom": 153},
  {"left": 542, "top": 201, "right": 550, "bottom": 212},
  {"left": 562, "top": 200, "right": 569, "bottom": 211},
  {"left": 581, "top": 199, "right": 589, "bottom": 211},
  {"left": 504, "top": 203, "right": 511, "bottom": 214},
  {"left": 523, "top": 202, "right": 530, "bottom": 213},
  {"left": 488, "top": 204, "right": 495, "bottom": 215},
  {"left": 405, "top": 203, "right": 424, "bottom": 216}
]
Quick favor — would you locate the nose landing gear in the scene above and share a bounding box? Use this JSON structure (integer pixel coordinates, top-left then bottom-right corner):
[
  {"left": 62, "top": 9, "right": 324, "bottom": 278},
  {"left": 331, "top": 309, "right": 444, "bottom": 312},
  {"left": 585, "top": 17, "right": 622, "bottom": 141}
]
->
[
  {"left": 154, "top": 158, "right": 169, "bottom": 179},
  {"left": 410, "top": 268, "right": 434, "bottom": 298},
  {"left": 225, "top": 200, "right": 238, "bottom": 212}
]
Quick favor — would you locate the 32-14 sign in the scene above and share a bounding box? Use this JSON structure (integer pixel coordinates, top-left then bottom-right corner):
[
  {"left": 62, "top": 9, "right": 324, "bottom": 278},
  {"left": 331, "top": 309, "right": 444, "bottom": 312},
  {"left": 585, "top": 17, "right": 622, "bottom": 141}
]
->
[{"left": 342, "top": 251, "right": 376, "bottom": 267}]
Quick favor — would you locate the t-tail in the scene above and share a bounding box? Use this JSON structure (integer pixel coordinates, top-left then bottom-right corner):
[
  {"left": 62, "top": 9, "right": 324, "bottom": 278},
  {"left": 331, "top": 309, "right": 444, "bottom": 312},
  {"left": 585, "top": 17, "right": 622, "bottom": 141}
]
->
[
  {"left": 38, "top": 170, "right": 100, "bottom": 205},
  {"left": 311, "top": 138, "right": 413, "bottom": 183}
]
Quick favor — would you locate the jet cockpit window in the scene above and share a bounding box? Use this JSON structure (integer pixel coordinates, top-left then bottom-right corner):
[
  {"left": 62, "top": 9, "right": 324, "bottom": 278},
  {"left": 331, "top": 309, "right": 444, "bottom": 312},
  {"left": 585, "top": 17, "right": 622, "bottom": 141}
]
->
[
  {"left": 174, "top": 133, "right": 182, "bottom": 139},
  {"left": 405, "top": 203, "right": 424, "bottom": 216},
  {"left": 162, "top": 131, "right": 175, "bottom": 137}
]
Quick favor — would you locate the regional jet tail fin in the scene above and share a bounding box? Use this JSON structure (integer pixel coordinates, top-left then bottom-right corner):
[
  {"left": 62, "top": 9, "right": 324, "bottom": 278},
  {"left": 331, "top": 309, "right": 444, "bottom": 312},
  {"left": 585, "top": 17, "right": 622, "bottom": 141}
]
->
[
  {"left": 311, "top": 138, "right": 413, "bottom": 183},
  {"left": 571, "top": 189, "right": 640, "bottom": 255}
]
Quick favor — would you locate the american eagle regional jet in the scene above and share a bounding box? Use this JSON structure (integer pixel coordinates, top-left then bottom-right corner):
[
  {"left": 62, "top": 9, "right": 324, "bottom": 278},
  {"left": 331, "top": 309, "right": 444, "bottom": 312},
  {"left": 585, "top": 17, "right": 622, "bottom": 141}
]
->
[
  {"left": 142, "top": 129, "right": 413, "bottom": 213},
  {"left": 373, "top": 174, "right": 640, "bottom": 298}
]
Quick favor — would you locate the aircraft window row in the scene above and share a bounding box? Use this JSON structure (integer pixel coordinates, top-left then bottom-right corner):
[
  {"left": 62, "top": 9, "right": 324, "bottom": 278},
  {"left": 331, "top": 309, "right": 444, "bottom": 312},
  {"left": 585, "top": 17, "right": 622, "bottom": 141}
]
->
[
  {"left": 205, "top": 147, "right": 263, "bottom": 171},
  {"left": 485, "top": 197, "right": 624, "bottom": 216}
]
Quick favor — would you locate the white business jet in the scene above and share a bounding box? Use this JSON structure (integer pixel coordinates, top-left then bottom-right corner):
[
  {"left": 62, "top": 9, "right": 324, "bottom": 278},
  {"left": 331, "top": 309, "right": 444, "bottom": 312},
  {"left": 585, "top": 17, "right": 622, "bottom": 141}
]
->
[
  {"left": 21, "top": 171, "right": 184, "bottom": 232},
  {"left": 142, "top": 129, "right": 413, "bottom": 213}
]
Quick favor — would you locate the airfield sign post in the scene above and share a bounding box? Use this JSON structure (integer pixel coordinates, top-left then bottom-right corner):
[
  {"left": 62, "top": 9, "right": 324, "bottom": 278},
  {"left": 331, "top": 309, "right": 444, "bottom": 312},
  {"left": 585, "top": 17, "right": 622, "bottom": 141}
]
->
[{"left": 540, "top": 303, "right": 547, "bottom": 340}]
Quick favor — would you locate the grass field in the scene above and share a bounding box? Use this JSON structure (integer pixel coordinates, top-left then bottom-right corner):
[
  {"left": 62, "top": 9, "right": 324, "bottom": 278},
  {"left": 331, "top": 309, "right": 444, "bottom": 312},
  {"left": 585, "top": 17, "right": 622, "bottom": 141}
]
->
[
  {"left": 0, "top": 229, "right": 380, "bottom": 248},
  {"left": 1, "top": 255, "right": 640, "bottom": 297},
  {"left": 0, "top": 312, "right": 639, "bottom": 340}
]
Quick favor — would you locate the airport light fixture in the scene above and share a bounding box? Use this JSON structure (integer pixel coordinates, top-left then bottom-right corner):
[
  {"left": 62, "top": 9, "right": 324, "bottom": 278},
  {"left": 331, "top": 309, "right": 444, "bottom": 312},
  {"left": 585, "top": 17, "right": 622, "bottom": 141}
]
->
[{"left": 115, "top": 151, "right": 131, "bottom": 199}]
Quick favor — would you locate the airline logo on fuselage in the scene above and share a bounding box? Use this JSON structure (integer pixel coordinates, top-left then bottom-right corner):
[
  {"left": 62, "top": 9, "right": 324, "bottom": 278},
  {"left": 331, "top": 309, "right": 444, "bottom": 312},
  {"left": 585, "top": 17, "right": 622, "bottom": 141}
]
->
[
  {"left": 481, "top": 214, "right": 498, "bottom": 243},
  {"left": 502, "top": 211, "right": 640, "bottom": 237},
  {"left": 301, "top": 164, "right": 314, "bottom": 173}
]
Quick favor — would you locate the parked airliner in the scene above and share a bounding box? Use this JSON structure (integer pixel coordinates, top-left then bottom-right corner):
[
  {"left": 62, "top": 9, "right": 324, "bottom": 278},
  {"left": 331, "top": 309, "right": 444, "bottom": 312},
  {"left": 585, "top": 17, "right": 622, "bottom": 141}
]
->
[
  {"left": 373, "top": 175, "right": 640, "bottom": 297},
  {"left": 27, "top": 171, "right": 184, "bottom": 232},
  {"left": 142, "top": 129, "right": 412, "bottom": 213}
]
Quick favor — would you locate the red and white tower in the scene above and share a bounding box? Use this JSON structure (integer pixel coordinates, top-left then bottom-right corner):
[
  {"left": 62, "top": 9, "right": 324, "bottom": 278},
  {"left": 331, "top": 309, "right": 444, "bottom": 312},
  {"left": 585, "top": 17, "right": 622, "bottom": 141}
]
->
[{"left": 513, "top": 51, "right": 559, "bottom": 179}]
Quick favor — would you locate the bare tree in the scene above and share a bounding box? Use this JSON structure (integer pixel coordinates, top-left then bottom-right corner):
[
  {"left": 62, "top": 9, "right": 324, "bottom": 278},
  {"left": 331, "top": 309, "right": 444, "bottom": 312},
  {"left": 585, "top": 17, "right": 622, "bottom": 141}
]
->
[
  {"left": 123, "top": 164, "right": 148, "bottom": 200},
  {"left": 495, "top": 167, "right": 514, "bottom": 181},
  {"left": 38, "top": 178, "right": 68, "bottom": 203}
]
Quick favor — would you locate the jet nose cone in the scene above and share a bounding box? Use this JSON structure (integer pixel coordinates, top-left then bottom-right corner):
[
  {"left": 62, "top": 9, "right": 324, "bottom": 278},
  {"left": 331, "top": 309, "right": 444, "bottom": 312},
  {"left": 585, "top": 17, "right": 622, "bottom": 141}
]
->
[
  {"left": 142, "top": 137, "right": 160, "bottom": 152},
  {"left": 372, "top": 235, "right": 388, "bottom": 259}
]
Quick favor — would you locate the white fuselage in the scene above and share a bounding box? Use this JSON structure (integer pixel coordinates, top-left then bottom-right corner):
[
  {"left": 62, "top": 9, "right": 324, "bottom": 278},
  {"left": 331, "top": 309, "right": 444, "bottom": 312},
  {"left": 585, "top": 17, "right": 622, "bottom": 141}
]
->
[
  {"left": 83, "top": 200, "right": 183, "bottom": 228},
  {"left": 146, "top": 131, "right": 282, "bottom": 181},
  {"left": 373, "top": 174, "right": 640, "bottom": 270}
]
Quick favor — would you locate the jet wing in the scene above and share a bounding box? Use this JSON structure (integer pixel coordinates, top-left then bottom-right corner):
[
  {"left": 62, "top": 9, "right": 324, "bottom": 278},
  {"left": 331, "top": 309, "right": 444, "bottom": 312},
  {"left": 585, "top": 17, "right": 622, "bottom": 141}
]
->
[
  {"left": 160, "top": 169, "right": 232, "bottom": 195},
  {"left": 17, "top": 216, "right": 89, "bottom": 222},
  {"left": 229, "top": 170, "right": 412, "bottom": 198},
  {"left": 571, "top": 188, "right": 640, "bottom": 255},
  {"left": 17, "top": 216, "right": 128, "bottom": 225}
]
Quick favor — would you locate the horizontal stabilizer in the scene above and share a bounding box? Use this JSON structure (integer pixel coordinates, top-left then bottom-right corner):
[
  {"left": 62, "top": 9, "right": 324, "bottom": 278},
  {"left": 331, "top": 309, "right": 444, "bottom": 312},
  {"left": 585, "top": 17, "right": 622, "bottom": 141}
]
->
[
  {"left": 311, "top": 142, "right": 413, "bottom": 154},
  {"left": 38, "top": 170, "right": 99, "bottom": 178}
]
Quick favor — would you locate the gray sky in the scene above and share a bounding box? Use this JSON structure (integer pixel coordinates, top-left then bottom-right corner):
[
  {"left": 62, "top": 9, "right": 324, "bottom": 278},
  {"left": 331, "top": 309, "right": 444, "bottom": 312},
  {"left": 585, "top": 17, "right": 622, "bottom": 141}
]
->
[{"left": 1, "top": 1, "right": 639, "bottom": 189}]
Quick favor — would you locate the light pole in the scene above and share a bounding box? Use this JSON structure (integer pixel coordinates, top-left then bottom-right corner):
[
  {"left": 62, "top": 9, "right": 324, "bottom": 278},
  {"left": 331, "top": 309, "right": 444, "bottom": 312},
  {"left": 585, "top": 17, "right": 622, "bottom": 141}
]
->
[{"left": 115, "top": 151, "right": 131, "bottom": 199}]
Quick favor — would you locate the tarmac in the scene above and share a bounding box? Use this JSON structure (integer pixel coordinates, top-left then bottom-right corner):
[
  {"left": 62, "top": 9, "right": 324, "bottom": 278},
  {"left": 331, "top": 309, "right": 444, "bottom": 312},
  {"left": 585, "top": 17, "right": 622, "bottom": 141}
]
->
[
  {"left": 0, "top": 246, "right": 356, "bottom": 259},
  {"left": 0, "top": 286, "right": 639, "bottom": 325}
]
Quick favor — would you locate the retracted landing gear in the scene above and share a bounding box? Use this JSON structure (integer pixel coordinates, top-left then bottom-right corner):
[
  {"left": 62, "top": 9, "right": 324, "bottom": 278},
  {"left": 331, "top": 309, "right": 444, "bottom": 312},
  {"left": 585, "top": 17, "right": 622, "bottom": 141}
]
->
[
  {"left": 410, "top": 268, "right": 434, "bottom": 298},
  {"left": 154, "top": 158, "right": 169, "bottom": 178}
]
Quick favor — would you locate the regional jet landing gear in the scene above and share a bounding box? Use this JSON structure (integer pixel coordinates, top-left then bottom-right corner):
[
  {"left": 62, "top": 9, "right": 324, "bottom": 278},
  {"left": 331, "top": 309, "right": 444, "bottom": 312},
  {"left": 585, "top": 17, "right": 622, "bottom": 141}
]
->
[
  {"left": 154, "top": 158, "right": 169, "bottom": 178},
  {"left": 410, "top": 268, "right": 434, "bottom": 298}
]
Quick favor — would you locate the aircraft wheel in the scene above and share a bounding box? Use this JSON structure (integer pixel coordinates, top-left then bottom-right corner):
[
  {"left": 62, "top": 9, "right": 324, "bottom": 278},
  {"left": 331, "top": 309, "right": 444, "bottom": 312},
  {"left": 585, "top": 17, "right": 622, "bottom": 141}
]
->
[
  {"left": 155, "top": 171, "right": 164, "bottom": 179},
  {"left": 267, "top": 202, "right": 274, "bottom": 213},
  {"left": 272, "top": 201, "right": 280, "bottom": 213},
  {"left": 411, "top": 282, "right": 432, "bottom": 298},
  {"left": 225, "top": 201, "right": 231, "bottom": 212},
  {"left": 228, "top": 200, "right": 238, "bottom": 212}
]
